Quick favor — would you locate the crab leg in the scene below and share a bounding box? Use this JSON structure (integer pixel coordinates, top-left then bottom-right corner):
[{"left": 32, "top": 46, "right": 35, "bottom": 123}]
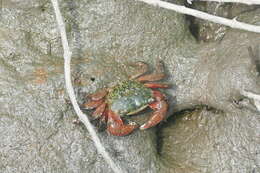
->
[
  {"left": 81, "top": 99, "right": 104, "bottom": 109},
  {"left": 106, "top": 110, "right": 138, "bottom": 136},
  {"left": 128, "top": 61, "right": 149, "bottom": 79},
  {"left": 136, "top": 60, "right": 166, "bottom": 82},
  {"left": 152, "top": 90, "right": 166, "bottom": 101},
  {"left": 144, "top": 83, "right": 169, "bottom": 88},
  {"left": 92, "top": 102, "right": 106, "bottom": 119},
  {"left": 88, "top": 89, "right": 107, "bottom": 101},
  {"left": 136, "top": 73, "right": 165, "bottom": 82},
  {"left": 100, "top": 107, "right": 109, "bottom": 123},
  {"left": 140, "top": 90, "right": 168, "bottom": 130}
]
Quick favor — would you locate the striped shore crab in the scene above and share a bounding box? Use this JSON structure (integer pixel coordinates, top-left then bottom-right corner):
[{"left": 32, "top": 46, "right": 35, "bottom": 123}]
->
[{"left": 82, "top": 61, "right": 169, "bottom": 136}]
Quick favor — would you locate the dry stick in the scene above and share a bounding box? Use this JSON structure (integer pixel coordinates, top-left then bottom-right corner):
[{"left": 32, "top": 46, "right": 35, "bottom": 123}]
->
[
  {"left": 137, "top": 0, "right": 260, "bottom": 34},
  {"left": 50, "top": 0, "right": 123, "bottom": 173},
  {"left": 241, "top": 90, "right": 260, "bottom": 111},
  {"left": 187, "top": 0, "right": 260, "bottom": 5}
]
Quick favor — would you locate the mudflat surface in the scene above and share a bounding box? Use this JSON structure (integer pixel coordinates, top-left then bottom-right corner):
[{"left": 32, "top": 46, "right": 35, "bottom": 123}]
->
[{"left": 0, "top": 1, "right": 259, "bottom": 173}]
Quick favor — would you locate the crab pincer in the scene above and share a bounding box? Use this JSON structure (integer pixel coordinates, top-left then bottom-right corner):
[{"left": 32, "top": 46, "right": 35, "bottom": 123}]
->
[
  {"left": 107, "top": 121, "right": 139, "bottom": 136},
  {"left": 107, "top": 110, "right": 138, "bottom": 136}
]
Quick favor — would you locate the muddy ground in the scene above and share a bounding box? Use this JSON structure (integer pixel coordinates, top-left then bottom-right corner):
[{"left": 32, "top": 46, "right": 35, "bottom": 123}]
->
[{"left": 0, "top": 1, "right": 259, "bottom": 173}]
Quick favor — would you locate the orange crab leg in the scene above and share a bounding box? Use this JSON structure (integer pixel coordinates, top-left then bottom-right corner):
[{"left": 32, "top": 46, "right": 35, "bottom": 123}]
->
[
  {"left": 88, "top": 89, "right": 107, "bottom": 101},
  {"left": 81, "top": 99, "right": 104, "bottom": 109},
  {"left": 92, "top": 102, "right": 106, "bottom": 119},
  {"left": 149, "top": 101, "right": 161, "bottom": 110},
  {"left": 129, "top": 61, "right": 149, "bottom": 79},
  {"left": 140, "top": 100, "right": 168, "bottom": 130},
  {"left": 136, "top": 60, "right": 166, "bottom": 82},
  {"left": 152, "top": 90, "right": 166, "bottom": 101},
  {"left": 100, "top": 107, "right": 109, "bottom": 123},
  {"left": 136, "top": 73, "right": 165, "bottom": 82},
  {"left": 144, "top": 83, "right": 169, "bottom": 88}
]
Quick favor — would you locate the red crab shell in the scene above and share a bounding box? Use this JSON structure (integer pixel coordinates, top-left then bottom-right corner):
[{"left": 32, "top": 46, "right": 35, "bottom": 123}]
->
[{"left": 82, "top": 61, "right": 169, "bottom": 136}]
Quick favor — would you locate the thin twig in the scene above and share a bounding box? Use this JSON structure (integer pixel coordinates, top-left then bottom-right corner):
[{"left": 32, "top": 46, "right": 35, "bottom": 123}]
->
[
  {"left": 50, "top": 0, "right": 123, "bottom": 173},
  {"left": 187, "top": 0, "right": 260, "bottom": 5},
  {"left": 241, "top": 90, "right": 260, "bottom": 111},
  {"left": 137, "top": 0, "right": 260, "bottom": 33}
]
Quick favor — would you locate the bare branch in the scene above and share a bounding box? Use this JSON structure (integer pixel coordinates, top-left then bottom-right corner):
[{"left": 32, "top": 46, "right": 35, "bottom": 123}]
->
[
  {"left": 50, "top": 0, "right": 123, "bottom": 173},
  {"left": 137, "top": 0, "right": 260, "bottom": 34},
  {"left": 241, "top": 90, "right": 260, "bottom": 111},
  {"left": 187, "top": 0, "right": 260, "bottom": 5}
]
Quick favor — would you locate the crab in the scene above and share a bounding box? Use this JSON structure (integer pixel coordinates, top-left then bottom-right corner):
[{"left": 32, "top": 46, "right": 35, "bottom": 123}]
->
[{"left": 82, "top": 61, "right": 169, "bottom": 136}]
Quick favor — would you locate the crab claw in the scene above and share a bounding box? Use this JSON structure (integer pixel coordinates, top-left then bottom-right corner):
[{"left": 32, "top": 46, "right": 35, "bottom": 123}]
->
[
  {"left": 140, "top": 99, "right": 168, "bottom": 130},
  {"left": 107, "top": 122, "right": 139, "bottom": 136},
  {"left": 106, "top": 110, "right": 138, "bottom": 136}
]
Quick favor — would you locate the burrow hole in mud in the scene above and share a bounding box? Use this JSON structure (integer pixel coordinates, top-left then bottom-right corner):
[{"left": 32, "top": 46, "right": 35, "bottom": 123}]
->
[
  {"left": 185, "top": 15, "right": 200, "bottom": 41},
  {"left": 90, "top": 77, "right": 95, "bottom": 82},
  {"left": 184, "top": 1, "right": 200, "bottom": 41}
]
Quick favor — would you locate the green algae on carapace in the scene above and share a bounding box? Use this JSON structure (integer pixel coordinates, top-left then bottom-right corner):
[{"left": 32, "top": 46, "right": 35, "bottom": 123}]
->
[{"left": 107, "top": 80, "right": 154, "bottom": 116}]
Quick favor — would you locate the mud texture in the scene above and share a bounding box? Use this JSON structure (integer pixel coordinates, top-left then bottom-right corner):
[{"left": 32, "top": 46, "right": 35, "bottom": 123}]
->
[{"left": 0, "top": 0, "right": 259, "bottom": 173}]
